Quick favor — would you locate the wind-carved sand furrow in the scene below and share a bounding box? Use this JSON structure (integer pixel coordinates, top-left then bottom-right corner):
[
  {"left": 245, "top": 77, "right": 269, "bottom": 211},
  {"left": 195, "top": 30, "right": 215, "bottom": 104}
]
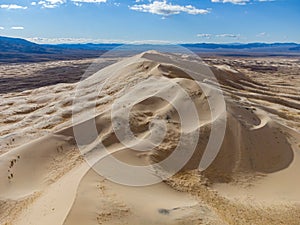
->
[
  {"left": 233, "top": 81, "right": 300, "bottom": 102},
  {"left": 224, "top": 89, "right": 300, "bottom": 110},
  {"left": 239, "top": 79, "right": 300, "bottom": 97}
]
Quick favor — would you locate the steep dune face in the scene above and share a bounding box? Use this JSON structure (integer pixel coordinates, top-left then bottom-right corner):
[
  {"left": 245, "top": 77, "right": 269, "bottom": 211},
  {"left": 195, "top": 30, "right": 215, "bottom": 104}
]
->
[
  {"left": 135, "top": 73, "right": 294, "bottom": 182},
  {"left": 201, "top": 106, "right": 294, "bottom": 182},
  {"left": 0, "top": 51, "right": 300, "bottom": 225}
]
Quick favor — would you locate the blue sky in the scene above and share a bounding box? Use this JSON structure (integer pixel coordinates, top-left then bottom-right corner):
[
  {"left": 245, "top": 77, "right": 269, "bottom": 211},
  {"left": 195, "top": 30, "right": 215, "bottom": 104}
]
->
[{"left": 0, "top": 0, "right": 299, "bottom": 44}]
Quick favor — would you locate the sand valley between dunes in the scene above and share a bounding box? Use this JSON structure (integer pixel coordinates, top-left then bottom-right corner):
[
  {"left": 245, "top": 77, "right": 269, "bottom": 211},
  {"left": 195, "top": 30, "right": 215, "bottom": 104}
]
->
[{"left": 0, "top": 51, "right": 300, "bottom": 225}]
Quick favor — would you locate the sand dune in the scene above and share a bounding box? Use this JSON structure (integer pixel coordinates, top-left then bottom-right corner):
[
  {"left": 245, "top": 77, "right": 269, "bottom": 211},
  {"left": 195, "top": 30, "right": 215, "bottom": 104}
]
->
[{"left": 0, "top": 51, "right": 300, "bottom": 224}]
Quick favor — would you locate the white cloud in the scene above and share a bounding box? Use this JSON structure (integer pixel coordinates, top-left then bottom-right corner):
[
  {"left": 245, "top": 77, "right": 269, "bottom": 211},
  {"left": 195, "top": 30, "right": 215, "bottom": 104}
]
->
[
  {"left": 27, "top": 37, "right": 119, "bottom": 44},
  {"left": 73, "top": 2, "right": 82, "bottom": 6},
  {"left": 258, "top": 32, "right": 266, "bottom": 36},
  {"left": 0, "top": 4, "right": 28, "bottom": 9},
  {"left": 31, "top": 2, "right": 37, "bottom": 6},
  {"left": 71, "top": 0, "right": 107, "bottom": 7},
  {"left": 38, "top": 0, "right": 66, "bottom": 8},
  {"left": 256, "top": 32, "right": 268, "bottom": 37},
  {"left": 216, "top": 33, "right": 240, "bottom": 38},
  {"left": 211, "top": 0, "right": 274, "bottom": 4},
  {"left": 26, "top": 37, "right": 175, "bottom": 44},
  {"left": 130, "top": 1, "right": 210, "bottom": 16},
  {"left": 197, "top": 34, "right": 212, "bottom": 38},
  {"left": 37, "top": 0, "right": 107, "bottom": 8},
  {"left": 211, "top": 0, "right": 250, "bottom": 5},
  {"left": 11, "top": 26, "right": 25, "bottom": 30},
  {"left": 197, "top": 33, "right": 240, "bottom": 39},
  {"left": 0, "top": 27, "right": 4, "bottom": 30},
  {"left": 71, "top": 0, "right": 107, "bottom": 2}
]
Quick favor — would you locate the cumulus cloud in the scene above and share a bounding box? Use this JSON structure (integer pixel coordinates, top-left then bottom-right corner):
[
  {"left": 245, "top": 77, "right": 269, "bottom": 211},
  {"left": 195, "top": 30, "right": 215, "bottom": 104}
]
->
[
  {"left": 197, "top": 33, "right": 240, "bottom": 38},
  {"left": 130, "top": 1, "right": 210, "bottom": 16},
  {"left": 211, "top": 0, "right": 250, "bottom": 5},
  {"left": 71, "top": 0, "right": 107, "bottom": 3},
  {"left": 216, "top": 34, "right": 240, "bottom": 38},
  {"left": 0, "top": 27, "right": 4, "bottom": 30},
  {"left": 38, "top": 0, "right": 66, "bottom": 8},
  {"left": 11, "top": 26, "right": 25, "bottom": 30},
  {"left": 0, "top": 4, "right": 28, "bottom": 9},
  {"left": 73, "top": 2, "right": 82, "bottom": 6},
  {"left": 197, "top": 34, "right": 212, "bottom": 38},
  {"left": 71, "top": 0, "right": 107, "bottom": 7},
  {"left": 31, "top": 2, "right": 37, "bottom": 6}
]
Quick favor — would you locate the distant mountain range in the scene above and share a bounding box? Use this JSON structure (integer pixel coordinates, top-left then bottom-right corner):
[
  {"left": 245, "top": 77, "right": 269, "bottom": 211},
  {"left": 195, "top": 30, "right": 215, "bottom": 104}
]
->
[
  {"left": 0, "top": 36, "right": 48, "bottom": 54},
  {"left": 1, "top": 36, "right": 300, "bottom": 63},
  {"left": 0, "top": 36, "right": 108, "bottom": 63}
]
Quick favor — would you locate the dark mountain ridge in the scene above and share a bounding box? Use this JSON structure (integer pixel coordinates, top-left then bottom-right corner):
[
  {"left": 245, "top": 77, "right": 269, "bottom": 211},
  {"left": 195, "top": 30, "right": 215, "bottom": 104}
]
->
[{"left": 1, "top": 36, "right": 300, "bottom": 63}]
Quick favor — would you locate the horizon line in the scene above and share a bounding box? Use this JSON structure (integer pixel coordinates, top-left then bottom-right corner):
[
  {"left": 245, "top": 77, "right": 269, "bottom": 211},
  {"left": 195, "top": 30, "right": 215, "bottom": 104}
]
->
[{"left": 1, "top": 35, "right": 300, "bottom": 45}]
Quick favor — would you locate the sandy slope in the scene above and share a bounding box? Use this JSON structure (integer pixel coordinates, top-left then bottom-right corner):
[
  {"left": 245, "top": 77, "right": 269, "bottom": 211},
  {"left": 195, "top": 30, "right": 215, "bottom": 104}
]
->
[{"left": 0, "top": 51, "right": 300, "bottom": 224}]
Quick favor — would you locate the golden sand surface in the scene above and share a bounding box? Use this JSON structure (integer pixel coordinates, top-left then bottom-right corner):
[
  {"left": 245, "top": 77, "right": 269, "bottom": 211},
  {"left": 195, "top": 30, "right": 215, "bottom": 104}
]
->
[{"left": 0, "top": 52, "right": 299, "bottom": 224}]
